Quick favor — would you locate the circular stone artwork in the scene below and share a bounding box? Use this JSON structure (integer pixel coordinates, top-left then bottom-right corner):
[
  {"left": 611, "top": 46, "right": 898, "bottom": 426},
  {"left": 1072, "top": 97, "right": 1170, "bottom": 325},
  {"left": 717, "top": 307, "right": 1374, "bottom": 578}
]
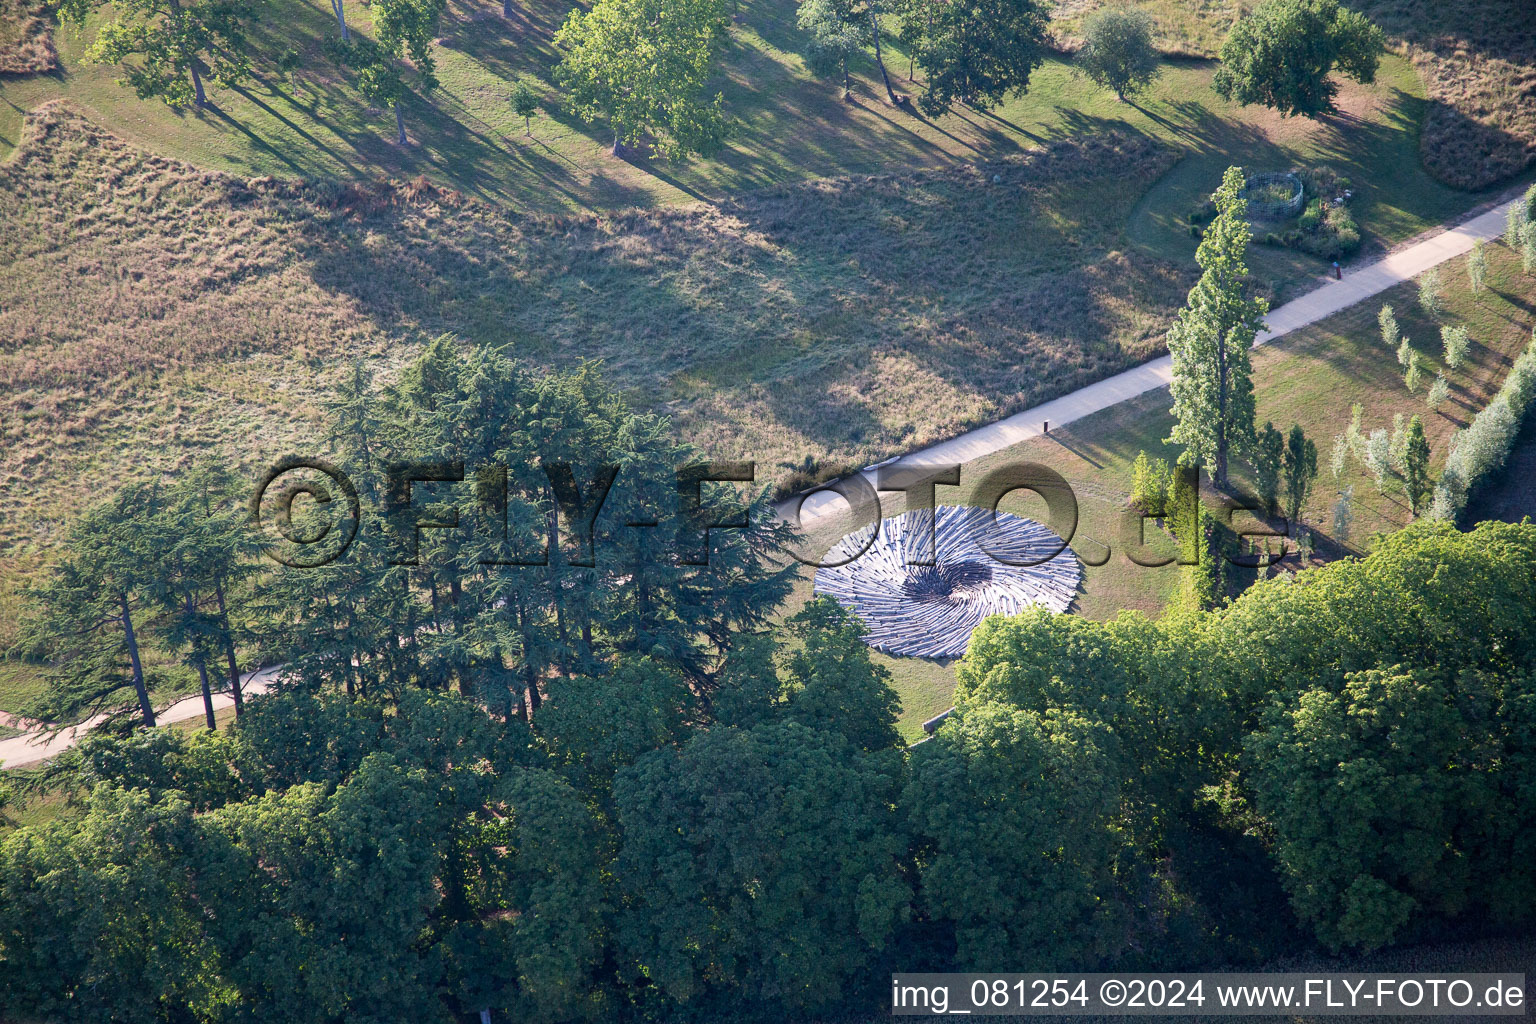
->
[{"left": 813, "top": 505, "right": 1082, "bottom": 660}]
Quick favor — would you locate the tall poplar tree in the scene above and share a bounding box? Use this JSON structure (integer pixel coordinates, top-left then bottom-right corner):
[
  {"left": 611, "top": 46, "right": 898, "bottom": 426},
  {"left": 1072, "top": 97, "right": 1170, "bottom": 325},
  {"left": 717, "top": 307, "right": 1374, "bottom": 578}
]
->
[{"left": 1165, "top": 165, "right": 1269, "bottom": 486}]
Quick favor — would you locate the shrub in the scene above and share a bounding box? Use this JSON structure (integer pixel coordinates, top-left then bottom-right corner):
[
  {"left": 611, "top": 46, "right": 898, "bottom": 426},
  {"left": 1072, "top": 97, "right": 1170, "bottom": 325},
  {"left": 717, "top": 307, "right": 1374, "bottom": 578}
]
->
[
  {"left": 1441, "top": 325, "right": 1470, "bottom": 370},
  {"left": 1378, "top": 304, "right": 1398, "bottom": 350},
  {"left": 1297, "top": 199, "right": 1323, "bottom": 232},
  {"left": 1431, "top": 332, "right": 1536, "bottom": 521},
  {"left": 1418, "top": 268, "right": 1443, "bottom": 317}
]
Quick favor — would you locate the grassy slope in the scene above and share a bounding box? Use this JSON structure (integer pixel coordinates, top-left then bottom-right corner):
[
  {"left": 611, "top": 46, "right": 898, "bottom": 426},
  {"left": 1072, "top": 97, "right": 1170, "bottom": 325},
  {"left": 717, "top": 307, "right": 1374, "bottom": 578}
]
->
[
  {"left": 0, "top": 0, "right": 1481, "bottom": 236},
  {"left": 0, "top": 106, "right": 1186, "bottom": 552},
  {"left": 849, "top": 241, "right": 1536, "bottom": 738},
  {"left": 1053, "top": 0, "right": 1536, "bottom": 191}
]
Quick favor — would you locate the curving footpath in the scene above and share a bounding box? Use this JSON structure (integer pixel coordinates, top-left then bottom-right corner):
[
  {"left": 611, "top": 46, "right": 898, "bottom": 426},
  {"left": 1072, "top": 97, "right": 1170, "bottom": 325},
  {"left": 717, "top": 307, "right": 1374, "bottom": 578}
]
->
[
  {"left": 787, "top": 195, "right": 1526, "bottom": 527},
  {"left": 0, "top": 665, "right": 283, "bottom": 769}
]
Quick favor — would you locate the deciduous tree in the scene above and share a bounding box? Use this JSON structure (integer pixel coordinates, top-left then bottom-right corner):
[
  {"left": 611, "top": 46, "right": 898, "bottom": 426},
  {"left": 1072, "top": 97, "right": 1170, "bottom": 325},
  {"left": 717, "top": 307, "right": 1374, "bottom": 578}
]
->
[
  {"left": 1213, "top": 0, "right": 1382, "bottom": 118},
  {"left": 798, "top": 0, "right": 867, "bottom": 98},
  {"left": 555, "top": 0, "right": 732, "bottom": 157},
  {"left": 1075, "top": 6, "right": 1159, "bottom": 101},
  {"left": 900, "top": 0, "right": 1049, "bottom": 116},
  {"left": 336, "top": 0, "right": 446, "bottom": 144},
  {"left": 55, "top": 0, "right": 268, "bottom": 108}
]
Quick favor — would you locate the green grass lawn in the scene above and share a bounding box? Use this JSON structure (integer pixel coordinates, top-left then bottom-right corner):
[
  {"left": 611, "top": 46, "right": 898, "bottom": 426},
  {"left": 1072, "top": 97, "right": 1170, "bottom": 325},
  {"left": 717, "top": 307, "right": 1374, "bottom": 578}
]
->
[
  {"left": 812, "top": 240, "right": 1536, "bottom": 738},
  {"left": 0, "top": 0, "right": 1486, "bottom": 255}
]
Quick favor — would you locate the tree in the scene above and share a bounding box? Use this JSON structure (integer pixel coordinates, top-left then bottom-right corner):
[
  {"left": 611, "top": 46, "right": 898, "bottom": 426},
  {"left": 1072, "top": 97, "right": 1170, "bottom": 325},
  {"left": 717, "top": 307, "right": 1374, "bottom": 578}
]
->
[
  {"left": 1253, "top": 422, "right": 1285, "bottom": 515},
  {"left": 1403, "top": 415, "right": 1431, "bottom": 515},
  {"left": 536, "top": 656, "right": 696, "bottom": 801},
  {"left": 511, "top": 78, "right": 542, "bottom": 136},
  {"left": 149, "top": 465, "right": 262, "bottom": 729},
  {"left": 1378, "top": 303, "right": 1398, "bottom": 350},
  {"left": 555, "top": 0, "right": 731, "bottom": 157},
  {"left": 1212, "top": 0, "right": 1382, "bottom": 118},
  {"left": 1075, "top": 6, "right": 1159, "bottom": 101},
  {"left": 1331, "top": 485, "right": 1353, "bottom": 543},
  {"left": 1442, "top": 325, "right": 1471, "bottom": 369},
  {"left": 900, "top": 0, "right": 1049, "bottom": 117},
  {"left": 55, "top": 0, "right": 268, "bottom": 108},
  {"left": 204, "top": 754, "right": 449, "bottom": 1021},
  {"left": 798, "top": 0, "right": 867, "bottom": 98},
  {"left": 0, "top": 785, "right": 226, "bottom": 1021},
  {"left": 1405, "top": 350, "right": 1423, "bottom": 393},
  {"left": 1418, "top": 266, "right": 1442, "bottom": 317},
  {"left": 18, "top": 486, "right": 164, "bottom": 727},
  {"left": 776, "top": 597, "right": 902, "bottom": 753},
  {"left": 1507, "top": 204, "right": 1525, "bottom": 251},
  {"left": 1283, "top": 424, "right": 1318, "bottom": 523},
  {"left": 337, "top": 0, "right": 446, "bottom": 145},
  {"left": 614, "top": 721, "right": 908, "bottom": 1013},
  {"left": 905, "top": 700, "right": 1132, "bottom": 969},
  {"left": 1396, "top": 335, "right": 1412, "bottom": 368},
  {"left": 1467, "top": 238, "right": 1489, "bottom": 294},
  {"left": 330, "top": 0, "right": 350, "bottom": 40},
  {"left": 1245, "top": 664, "right": 1535, "bottom": 951},
  {"left": 1165, "top": 166, "right": 1269, "bottom": 485}
]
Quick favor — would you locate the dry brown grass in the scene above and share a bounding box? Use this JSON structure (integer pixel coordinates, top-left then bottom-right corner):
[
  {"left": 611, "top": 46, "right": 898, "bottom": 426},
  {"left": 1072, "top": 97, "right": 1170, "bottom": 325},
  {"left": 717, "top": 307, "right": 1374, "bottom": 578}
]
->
[
  {"left": 1349, "top": 0, "right": 1536, "bottom": 190},
  {"left": 0, "top": 0, "right": 55, "bottom": 75},
  {"left": 0, "top": 104, "right": 1188, "bottom": 596}
]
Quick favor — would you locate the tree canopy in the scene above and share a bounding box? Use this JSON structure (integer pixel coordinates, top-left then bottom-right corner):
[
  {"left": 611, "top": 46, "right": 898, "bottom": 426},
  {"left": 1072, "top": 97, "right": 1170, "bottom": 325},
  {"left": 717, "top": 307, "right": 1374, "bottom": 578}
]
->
[
  {"left": 1075, "top": 6, "right": 1160, "bottom": 101},
  {"left": 1213, "top": 0, "right": 1383, "bottom": 118},
  {"left": 899, "top": 0, "right": 1050, "bottom": 117},
  {"left": 55, "top": 0, "right": 268, "bottom": 108},
  {"left": 555, "top": 0, "right": 732, "bottom": 157}
]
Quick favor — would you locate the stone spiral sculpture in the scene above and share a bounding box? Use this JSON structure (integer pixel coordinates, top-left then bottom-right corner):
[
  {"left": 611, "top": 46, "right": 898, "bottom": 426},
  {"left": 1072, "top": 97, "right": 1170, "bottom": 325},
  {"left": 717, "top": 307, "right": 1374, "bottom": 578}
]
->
[{"left": 813, "top": 505, "right": 1082, "bottom": 660}]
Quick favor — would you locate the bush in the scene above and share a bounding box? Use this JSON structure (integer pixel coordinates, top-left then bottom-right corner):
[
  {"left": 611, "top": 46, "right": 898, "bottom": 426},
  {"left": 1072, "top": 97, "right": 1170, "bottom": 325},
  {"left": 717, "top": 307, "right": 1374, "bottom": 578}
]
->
[{"left": 1297, "top": 198, "right": 1323, "bottom": 232}]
